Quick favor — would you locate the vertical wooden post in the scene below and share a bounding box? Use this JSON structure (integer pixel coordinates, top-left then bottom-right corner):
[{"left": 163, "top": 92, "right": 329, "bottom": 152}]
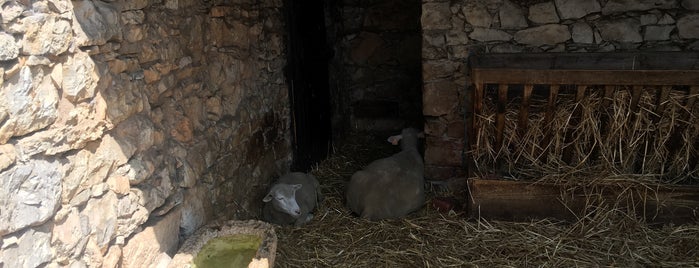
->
[
  {"left": 688, "top": 86, "right": 699, "bottom": 173},
  {"left": 469, "top": 79, "right": 485, "bottom": 177},
  {"left": 518, "top": 84, "right": 533, "bottom": 134},
  {"left": 495, "top": 84, "right": 508, "bottom": 173},
  {"left": 542, "top": 85, "right": 559, "bottom": 161}
]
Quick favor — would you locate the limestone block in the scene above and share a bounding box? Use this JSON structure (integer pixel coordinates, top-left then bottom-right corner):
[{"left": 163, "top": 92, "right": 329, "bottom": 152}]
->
[
  {"left": 2, "top": 0, "right": 24, "bottom": 25},
  {"left": 0, "top": 66, "right": 59, "bottom": 143},
  {"left": 603, "top": 0, "right": 678, "bottom": 14},
  {"left": 0, "top": 159, "right": 62, "bottom": 235},
  {"left": 115, "top": 191, "right": 149, "bottom": 237},
  {"left": 62, "top": 51, "right": 99, "bottom": 103},
  {"left": 469, "top": 27, "right": 512, "bottom": 42},
  {"left": 514, "top": 24, "right": 571, "bottom": 46},
  {"left": 107, "top": 174, "right": 131, "bottom": 195},
  {"left": 0, "top": 33, "right": 19, "bottom": 61},
  {"left": 423, "top": 80, "right": 458, "bottom": 117},
  {"left": 555, "top": 0, "right": 601, "bottom": 19},
  {"left": 640, "top": 14, "right": 659, "bottom": 25},
  {"left": 115, "top": 155, "right": 156, "bottom": 186},
  {"left": 422, "top": 2, "right": 451, "bottom": 30},
  {"left": 499, "top": 0, "right": 528, "bottom": 29},
  {"left": 572, "top": 22, "right": 594, "bottom": 43},
  {"left": 81, "top": 190, "right": 118, "bottom": 249},
  {"left": 0, "top": 227, "right": 53, "bottom": 267},
  {"left": 0, "top": 144, "right": 16, "bottom": 171},
  {"left": 596, "top": 18, "right": 643, "bottom": 43},
  {"left": 121, "top": 207, "right": 181, "bottom": 268},
  {"left": 17, "top": 98, "right": 109, "bottom": 157},
  {"left": 21, "top": 14, "right": 71, "bottom": 55},
  {"left": 658, "top": 14, "right": 676, "bottom": 24},
  {"left": 462, "top": 3, "right": 492, "bottom": 27},
  {"left": 73, "top": 0, "right": 121, "bottom": 46},
  {"left": 51, "top": 207, "right": 90, "bottom": 261},
  {"left": 678, "top": 14, "right": 699, "bottom": 39},
  {"left": 644, "top": 25, "right": 675, "bottom": 40},
  {"left": 529, "top": 2, "right": 559, "bottom": 24}
]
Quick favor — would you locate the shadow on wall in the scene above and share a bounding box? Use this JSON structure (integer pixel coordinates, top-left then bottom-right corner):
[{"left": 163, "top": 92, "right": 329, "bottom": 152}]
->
[{"left": 0, "top": 0, "right": 292, "bottom": 266}]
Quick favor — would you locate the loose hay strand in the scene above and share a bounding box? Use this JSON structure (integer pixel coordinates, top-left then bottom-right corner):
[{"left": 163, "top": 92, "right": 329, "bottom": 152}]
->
[
  {"left": 472, "top": 85, "right": 699, "bottom": 184},
  {"left": 274, "top": 133, "right": 699, "bottom": 267}
]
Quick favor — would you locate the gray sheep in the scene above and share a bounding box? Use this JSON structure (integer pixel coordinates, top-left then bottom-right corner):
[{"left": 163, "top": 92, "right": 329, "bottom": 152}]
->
[
  {"left": 346, "top": 128, "right": 425, "bottom": 220},
  {"left": 262, "top": 172, "right": 321, "bottom": 226}
]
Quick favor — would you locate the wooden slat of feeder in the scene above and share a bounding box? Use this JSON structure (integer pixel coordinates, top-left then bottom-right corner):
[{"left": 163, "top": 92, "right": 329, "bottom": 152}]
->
[
  {"left": 469, "top": 52, "right": 699, "bottom": 85},
  {"left": 469, "top": 81, "right": 485, "bottom": 177},
  {"left": 495, "top": 84, "right": 508, "bottom": 172},
  {"left": 689, "top": 86, "right": 699, "bottom": 170},
  {"left": 467, "top": 178, "right": 699, "bottom": 224},
  {"left": 470, "top": 69, "right": 699, "bottom": 86},
  {"left": 541, "top": 85, "right": 559, "bottom": 161},
  {"left": 518, "top": 84, "right": 533, "bottom": 135}
]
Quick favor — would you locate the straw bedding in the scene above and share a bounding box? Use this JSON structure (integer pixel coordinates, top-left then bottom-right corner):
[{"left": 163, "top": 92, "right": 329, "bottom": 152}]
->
[
  {"left": 472, "top": 85, "right": 699, "bottom": 184},
  {"left": 274, "top": 133, "right": 699, "bottom": 267}
]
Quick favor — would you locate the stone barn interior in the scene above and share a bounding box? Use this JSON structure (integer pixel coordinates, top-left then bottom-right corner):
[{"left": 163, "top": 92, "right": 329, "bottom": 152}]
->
[{"left": 1, "top": 0, "right": 699, "bottom": 266}]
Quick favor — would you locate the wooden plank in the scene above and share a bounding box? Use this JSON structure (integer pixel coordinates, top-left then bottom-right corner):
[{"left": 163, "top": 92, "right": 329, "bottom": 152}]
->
[
  {"left": 470, "top": 69, "right": 699, "bottom": 86},
  {"left": 518, "top": 84, "right": 533, "bottom": 134},
  {"left": 469, "top": 52, "right": 699, "bottom": 70},
  {"left": 495, "top": 84, "right": 508, "bottom": 155},
  {"left": 467, "top": 178, "right": 699, "bottom": 224}
]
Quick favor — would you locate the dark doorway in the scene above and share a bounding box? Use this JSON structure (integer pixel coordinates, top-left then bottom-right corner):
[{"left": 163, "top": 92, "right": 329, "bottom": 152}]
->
[{"left": 284, "top": 0, "right": 332, "bottom": 171}]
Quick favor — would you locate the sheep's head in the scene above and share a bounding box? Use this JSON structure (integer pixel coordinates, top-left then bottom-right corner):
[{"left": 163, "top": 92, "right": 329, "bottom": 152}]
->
[
  {"left": 263, "top": 183, "right": 302, "bottom": 217},
  {"left": 387, "top": 128, "right": 424, "bottom": 149}
]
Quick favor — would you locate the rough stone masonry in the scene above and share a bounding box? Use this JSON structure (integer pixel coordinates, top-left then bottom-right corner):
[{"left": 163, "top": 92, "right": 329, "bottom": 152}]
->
[
  {"left": 420, "top": 0, "right": 699, "bottom": 180},
  {"left": 0, "top": 0, "right": 291, "bottom": 266}
]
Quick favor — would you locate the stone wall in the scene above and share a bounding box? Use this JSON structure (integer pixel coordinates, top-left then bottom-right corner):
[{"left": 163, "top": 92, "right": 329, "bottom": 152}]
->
[
  {"left": 421, "top": 0, "right": 699, "bottom": 179},
  {"left": 328, "top": 0, "right": 423, "bottom": 133},
  {"left": 0, "top": 0, "right": 291, "bottom": 266}
]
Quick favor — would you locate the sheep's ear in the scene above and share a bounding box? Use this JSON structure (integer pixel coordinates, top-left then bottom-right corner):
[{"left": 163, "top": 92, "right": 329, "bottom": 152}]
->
[
  {"left": 262, "top": 194, "right": 273, "bottom": 202},
  {"left": 291, "top": 184, "right": 302, "bottom": 190},
  {"left": 387, "top": 134, "right": 403, "bottom": 145}
]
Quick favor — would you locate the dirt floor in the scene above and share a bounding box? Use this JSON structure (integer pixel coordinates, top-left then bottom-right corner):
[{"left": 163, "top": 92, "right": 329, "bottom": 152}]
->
[{"left": 273, "top": 132, "right": 699, "bottom": 267}]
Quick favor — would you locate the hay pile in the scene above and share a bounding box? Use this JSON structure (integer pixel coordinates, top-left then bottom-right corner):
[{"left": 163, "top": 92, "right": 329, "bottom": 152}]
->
[
  {"left": 274, "top": 133, "right": 699, "bottom": 267},
  {"left": 472, "top": 86, "right": 699, "bottom": 184}
]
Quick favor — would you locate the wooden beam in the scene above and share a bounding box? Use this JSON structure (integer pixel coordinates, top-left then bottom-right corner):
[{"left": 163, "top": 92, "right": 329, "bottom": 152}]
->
[
  {"left": 467, "top": 178, "right": 699, "bottom": 224},
  {"left": 471, "top": 69, "right": 699, "bottom": 86}
]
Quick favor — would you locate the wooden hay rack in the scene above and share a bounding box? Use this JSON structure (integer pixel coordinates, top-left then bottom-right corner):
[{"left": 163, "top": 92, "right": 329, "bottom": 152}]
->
[{"left": 464, "top": 52, "right": 699, "bottom": 223}]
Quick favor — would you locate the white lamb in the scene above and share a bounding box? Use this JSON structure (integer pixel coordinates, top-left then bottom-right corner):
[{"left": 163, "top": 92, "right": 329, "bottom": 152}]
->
[
  {"left": 346, "top": 128, "right": 426, "bottom": 220},
  {"left": 262, "top": 172, "right": 321, "bottom": 226}
]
